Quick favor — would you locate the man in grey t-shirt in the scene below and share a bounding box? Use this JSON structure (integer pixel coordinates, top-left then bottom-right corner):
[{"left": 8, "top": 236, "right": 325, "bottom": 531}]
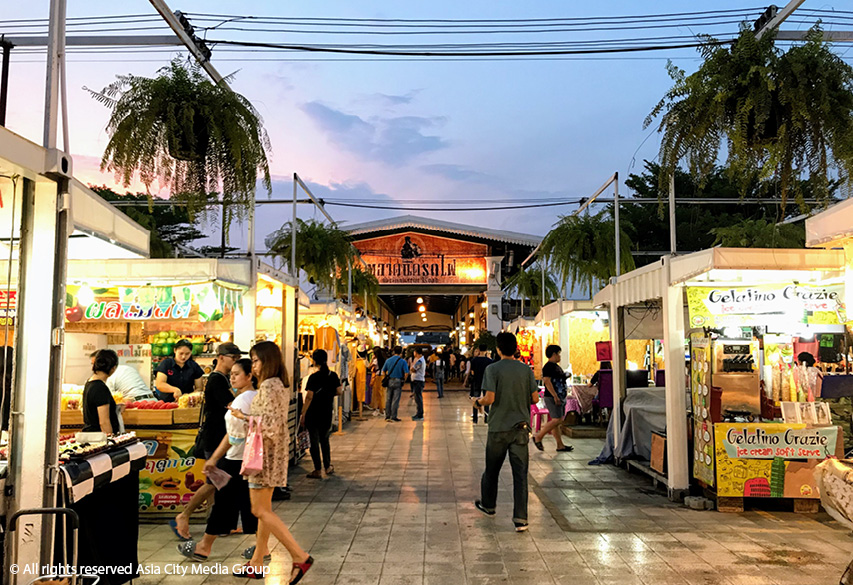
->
[{"left": 472, "top": 332, "right": 539, "bottom": 532}]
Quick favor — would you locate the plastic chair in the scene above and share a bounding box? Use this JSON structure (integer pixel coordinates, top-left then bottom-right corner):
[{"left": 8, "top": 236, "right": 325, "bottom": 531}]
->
[{"left": 530, "top": 391, "right": 550, "bottom": 431}]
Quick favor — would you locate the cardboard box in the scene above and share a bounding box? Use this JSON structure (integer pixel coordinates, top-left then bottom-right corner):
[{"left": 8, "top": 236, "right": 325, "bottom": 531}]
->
[
  {"left": 60, "top": 409, "right": 84, "bottom": 427},
  {"left": 122, "top": 409, "right": 173, "bottom": 426},
  {"left": 172, "top": 407, "right": 202, "bottom": 425},
  {"left": 650, "top": 431, "right": 667, "bottom": 474}
]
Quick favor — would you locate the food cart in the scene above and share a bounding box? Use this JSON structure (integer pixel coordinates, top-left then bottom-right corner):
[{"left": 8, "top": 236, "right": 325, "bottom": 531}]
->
[{"left": 594, "top": 248, "right": 847, "bottom": 508}]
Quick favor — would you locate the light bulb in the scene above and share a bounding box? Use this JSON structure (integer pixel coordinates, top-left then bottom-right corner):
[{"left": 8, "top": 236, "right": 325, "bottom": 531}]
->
[
  {"left": 416, "top": 297, "right": 423, "bottom": 304},
  {"left": 77, "top": 284, "right": 95, "bottom": 308}
]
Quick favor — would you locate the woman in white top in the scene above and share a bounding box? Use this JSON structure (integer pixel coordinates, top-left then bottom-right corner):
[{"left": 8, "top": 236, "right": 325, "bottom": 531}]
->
[{"left": 177, "top": 358, "right": 257, "bottom": 562}]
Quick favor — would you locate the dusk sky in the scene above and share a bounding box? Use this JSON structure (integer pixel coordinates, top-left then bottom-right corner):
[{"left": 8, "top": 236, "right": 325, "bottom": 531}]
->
[{"left": 5, "top": 1, "right": 850, "bottom": 253}]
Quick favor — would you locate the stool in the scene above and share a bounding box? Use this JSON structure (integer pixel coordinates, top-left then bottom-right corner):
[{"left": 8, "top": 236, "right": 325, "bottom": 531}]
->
[{"left": 530, "top": 403, "right": 550, "bottom": 432}]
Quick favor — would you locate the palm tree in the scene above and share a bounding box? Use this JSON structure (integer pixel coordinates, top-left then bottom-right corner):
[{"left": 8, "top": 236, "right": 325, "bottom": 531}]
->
[
  {"left": 265, "top": 219, "right": 354, "bottom": 290},
  {"left": 539, "top": 211, "right": 635, "bottom": 294},
  {"left": 711, "top": 218, "right": 805, "bottom": 248},
  {"left": 90, "top": 59, "right": 272, "bottom": 223},
  {"left": 646, "top": 26, "right": 853, "bottom": 207},
  {"left": 503, "top": 265, "right": 560, "bottom": 315}
]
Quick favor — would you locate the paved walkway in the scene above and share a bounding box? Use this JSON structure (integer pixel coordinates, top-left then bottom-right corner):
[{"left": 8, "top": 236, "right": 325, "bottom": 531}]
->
[{"left": 139, "top": 391, "right": 853, "bottom": 585}]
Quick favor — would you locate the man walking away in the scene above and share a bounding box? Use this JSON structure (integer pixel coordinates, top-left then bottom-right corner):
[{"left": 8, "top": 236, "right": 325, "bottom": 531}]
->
[
  {"left": 382, "top": 346, "right": 409, "bottom": 422},
  {"left": 472, "top": 332, "right": 539, "bottom": 532},
  {"left": 410, "top": 348, "right": 426, "bottom": 421},
  {"left": 532, "top": 345, "right": 573, "bottom": 452},
  {"left": 468, "top": 344, "right": 493, "bottom": 424}
]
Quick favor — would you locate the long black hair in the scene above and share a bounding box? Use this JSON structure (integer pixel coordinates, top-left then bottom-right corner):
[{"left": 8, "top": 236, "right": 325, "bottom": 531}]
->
[
  {"left": 312, "top": 349, "right": 330, "bottom": 375},
  {"left": 93, "top": 349, "right": 119, "bottom": 374},
  {"left": 374, "top": 347, "right": 387, "bottom": 369}
]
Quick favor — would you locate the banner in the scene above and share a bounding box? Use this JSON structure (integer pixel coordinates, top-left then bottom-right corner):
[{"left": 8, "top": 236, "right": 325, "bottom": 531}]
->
[
  {"left": 686, "top": 283, "right": 846, "bottom": 328},
  {"left": 714, "top": 422, "right": 842, "bottom": 498},
  {"left": 353, "top": 232, "right": 488, "bottom": 285},
  {"left": 136, "top": 428, "right": 208, "bottom": 515},
  {"left": 65, "top": 283, "right": 243, "bottom": 323}
]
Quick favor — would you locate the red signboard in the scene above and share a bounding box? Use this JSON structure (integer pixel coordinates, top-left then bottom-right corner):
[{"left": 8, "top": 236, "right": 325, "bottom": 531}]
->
[
  {"left": 595, "top": 341, "right": 613, "bottom": 362},
  {"left": 353, "top": 232, "right": 488, "bottom": 285}
]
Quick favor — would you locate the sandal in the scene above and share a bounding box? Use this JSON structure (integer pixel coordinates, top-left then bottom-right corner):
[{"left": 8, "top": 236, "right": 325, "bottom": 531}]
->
[
  {"left": 233, "top": 563, "right": 266, "bottom": 579},
  {"left": 290, "top": 555, "right": 314, "bottom": 585},
  {"left": 556, "top": 446, "right": 574, "bottom": 452},
  {"left": 169, "top": 518, "right": 191, "bottom": 542},
  {"left": 306, "top": 470, "right": 323, "bottom": 479},
  {"left": 176, "top": 541, "right": 208, "bottom": 562},
  {"left": 325, "top": 466, "right": 334, "bottom": 476},
  {"left": 532, "top": 437, "right": 544, "bottom": 451},
  {"left": 242, "top": 545, "right": 272, "bottom": 562}
]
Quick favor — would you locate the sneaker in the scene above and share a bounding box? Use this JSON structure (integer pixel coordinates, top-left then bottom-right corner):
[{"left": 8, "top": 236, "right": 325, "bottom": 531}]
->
[
  {"left": 393, "top": 418, "right": 402, "bottom": 422},
  {"left": 372, "top": 410, "right": 380, "bottom": 417},
  {"left": 412, "top": 416, "right": 424, "bottom": 421},
  {"left": 474, "top": 500, "right": 496, "bottom": 516},
  {"left": 514, "top": 521, "right": 529, "bottom": 532}
]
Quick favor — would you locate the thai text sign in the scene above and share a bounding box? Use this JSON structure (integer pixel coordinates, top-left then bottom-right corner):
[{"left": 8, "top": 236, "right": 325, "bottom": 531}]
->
[
  {"left": 686, "top": 284, "right": 846, "bottom": 328},
  {"left": 722, "top": 424, "right": 838, "bottom": 459},
  {"left": 354, "top": 232, "right": 488, "bottom": 285}
]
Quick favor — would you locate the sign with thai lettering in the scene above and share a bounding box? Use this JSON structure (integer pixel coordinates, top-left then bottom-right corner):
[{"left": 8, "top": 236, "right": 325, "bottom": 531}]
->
[
  {"left": 65, "top": 283, "right": 243, "bottom": 323},
  {"left": 0, "top": 289, "right": 17, "bottom": 326},
  {"left": 353, "top": 232, "right": 488, "bottom": 285},
  {"left": 714, "top": 422, "right": 842, "bottom": 498},
  {"left": 686, "top": 284, "right": 846, "bottom": 328}
]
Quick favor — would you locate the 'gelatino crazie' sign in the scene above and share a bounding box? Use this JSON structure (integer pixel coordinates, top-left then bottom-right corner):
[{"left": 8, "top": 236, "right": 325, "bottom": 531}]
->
[
  {"left": 353, "top": 232, "right": 488, "bottom": 285},
  {"left": 686, "top": 283, "right": 846, "bottom": 328},
  {"left": 722, "top": 424, "right": 838, "bottom": 460}
]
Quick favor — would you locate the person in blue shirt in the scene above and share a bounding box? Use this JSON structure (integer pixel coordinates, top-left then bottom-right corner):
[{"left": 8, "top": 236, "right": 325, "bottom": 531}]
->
[{"left": 381, "top": 346, "right": 409, "bottom": 422}]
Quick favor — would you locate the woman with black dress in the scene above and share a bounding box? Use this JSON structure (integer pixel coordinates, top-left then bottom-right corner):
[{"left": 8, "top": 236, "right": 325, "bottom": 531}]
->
[
  {"left": 83, "top": 349, "right": 121, "bottom": 434},
  {"left": 300, "top": 349, "right": 342, "bottom": 479}
]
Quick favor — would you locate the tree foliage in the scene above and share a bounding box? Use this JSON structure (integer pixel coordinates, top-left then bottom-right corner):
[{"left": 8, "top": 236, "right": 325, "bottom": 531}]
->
[
  {"left": 538, "top": 211, "right": 635, "bottom": 294},
  {"left": 711, "top": 218, "right": 805, "bottom": 248},
  {"left": 646, "top": 26, "right": 853, "bottom": 207},
  {"left": 265, "top": 219, "right": 354, "bottom": 289},
  {"left": 91, "top": 185, "right": 205, "bottom": 258},
  {"left": 90, "top": 59, "right": 272, "bottom": 222},
  {"left": 503, "top": 265, "right": 560, "bottom": 314},
  {"left": 337, "top": 265, "right": 380, "bottom": 313}
]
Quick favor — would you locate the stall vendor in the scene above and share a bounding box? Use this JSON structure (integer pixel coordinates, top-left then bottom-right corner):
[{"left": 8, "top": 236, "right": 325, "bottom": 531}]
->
[
  {"left": 84, "top": 349, "right": 121, "bottom": 434},
  {"left": 154, "top": 339, "right": 204, "bottom": 402}
]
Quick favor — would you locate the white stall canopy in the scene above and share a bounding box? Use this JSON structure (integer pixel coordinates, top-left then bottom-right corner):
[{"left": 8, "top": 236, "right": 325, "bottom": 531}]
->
[
  {"left": 806, "top": 198, "right": 853, "bottom": 249},
  {"left": 0, "top": 127, "right": 150, "bottom": 260}
]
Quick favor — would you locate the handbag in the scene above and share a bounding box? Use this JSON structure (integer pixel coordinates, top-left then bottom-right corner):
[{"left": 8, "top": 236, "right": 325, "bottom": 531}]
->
[
  {"left": 297, "top": 426, "right": 310, "bottom": 452},
  {"left": 240, "top": 416, "right": 264, "bottom": 476}
]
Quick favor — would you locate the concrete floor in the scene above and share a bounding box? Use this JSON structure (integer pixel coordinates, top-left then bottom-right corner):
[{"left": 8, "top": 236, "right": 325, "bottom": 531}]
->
[{"left": 138, "top": 390, "right": 853, "bottom": 585}]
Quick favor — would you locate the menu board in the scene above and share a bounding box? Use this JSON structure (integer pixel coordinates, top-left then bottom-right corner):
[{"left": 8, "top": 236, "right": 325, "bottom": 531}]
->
[{"left": 691, "top": 334, "right": 715, "bottom": 486}]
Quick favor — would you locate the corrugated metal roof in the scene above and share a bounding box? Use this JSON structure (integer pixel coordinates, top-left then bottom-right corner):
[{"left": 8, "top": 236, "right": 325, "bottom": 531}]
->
[{"left": 345, "top": 215, "right": 542, "bottom": 247}]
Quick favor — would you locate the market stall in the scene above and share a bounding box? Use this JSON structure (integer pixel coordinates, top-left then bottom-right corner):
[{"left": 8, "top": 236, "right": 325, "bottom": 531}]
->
[
  {"left": 54, "top": 257, "right": 300, "bottom": 516},
  {"left": 594, "top": 248, "right": 848, "bottom": 506}
]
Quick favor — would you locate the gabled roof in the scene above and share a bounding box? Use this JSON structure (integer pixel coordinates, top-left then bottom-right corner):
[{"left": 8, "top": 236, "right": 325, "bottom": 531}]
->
[{"left": 345, "top": 215, "right": 542, "bottom": 247}]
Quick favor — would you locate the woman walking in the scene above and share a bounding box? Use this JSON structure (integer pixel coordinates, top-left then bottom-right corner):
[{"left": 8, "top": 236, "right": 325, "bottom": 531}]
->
[
  {"left": 235, "top": 341, "right": 314, "bottom": 583},
  {"left": 177, "top": 358, "right": 258, "bottom": 561},
  {"left": 301, "top": 349, "right": 342, "bottom": 478},
  {"left": 434, "top": 353, "right": 446, "bottom": 398},
  {"left": 369, "top": 347, "right": 387, "bottom": 416}
]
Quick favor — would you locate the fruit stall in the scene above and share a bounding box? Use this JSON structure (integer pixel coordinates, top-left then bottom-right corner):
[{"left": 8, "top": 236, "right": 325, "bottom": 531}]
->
[{"left": 55, "top": 256, "right": 300, "bottom": 517}]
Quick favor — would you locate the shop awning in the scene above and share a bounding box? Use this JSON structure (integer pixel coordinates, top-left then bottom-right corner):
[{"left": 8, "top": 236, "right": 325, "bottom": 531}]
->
[
  {"left": 65, "top": 258, "right": 252, "bottom": 288},
  {"left": 669, "top": 247, "right": 845, "bottom": 285},
  {"left": 806, "top": 198, "right": 853, "bottom": 248},
  {"left": 594, "top": 260, "right": 666, "bottom": 308},
  {"left": 0, "top": 127, "right": 150, "bottom": 259}
]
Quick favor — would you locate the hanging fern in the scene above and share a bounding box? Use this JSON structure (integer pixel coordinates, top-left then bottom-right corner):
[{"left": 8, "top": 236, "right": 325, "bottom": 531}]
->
[
  {"left": 646, "top": 25, "right": 853, "bottom": 208},
  {"left": 338, "top": 265, "right": 380, "bottom": 313},
  {"left": 265, "top": 219, "right": 354, "bottom": 289},
  {"left": 89, "top": 59, "right": 272, "bottom": 225},
  {"left": 539, "top": 211, "right": 635, "bottom": 294}
]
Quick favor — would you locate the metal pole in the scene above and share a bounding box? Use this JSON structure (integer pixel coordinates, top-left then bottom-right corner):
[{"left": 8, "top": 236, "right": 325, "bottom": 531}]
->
[
  {"left": 0, "top": 42, "right": 11, "bottom": 127},
  {"left": 291, "top": 173, "right": 297, "bottom": 278},
  {"left": 614, "top": 172, "right": 621, "bottom": 279},
  {"left": 42, "top": 0, "right": 65, "bottom": 149},
  {"left": 540, "top": 257, "right": 545, "bottom": 308},
  {"left": 347, "top": 259, "right": 353, "bottom": 309},
  {"left": 669, "top": 173, "right": 677, "bottom": 255},
  {"left": 220, "top": 199, "right": 227, "bottom": 258}
]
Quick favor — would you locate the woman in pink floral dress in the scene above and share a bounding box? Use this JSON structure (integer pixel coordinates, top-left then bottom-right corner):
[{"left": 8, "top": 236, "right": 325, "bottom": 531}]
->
[{"left": 235, "top": 341, "right": 314, "bottom": 583}]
